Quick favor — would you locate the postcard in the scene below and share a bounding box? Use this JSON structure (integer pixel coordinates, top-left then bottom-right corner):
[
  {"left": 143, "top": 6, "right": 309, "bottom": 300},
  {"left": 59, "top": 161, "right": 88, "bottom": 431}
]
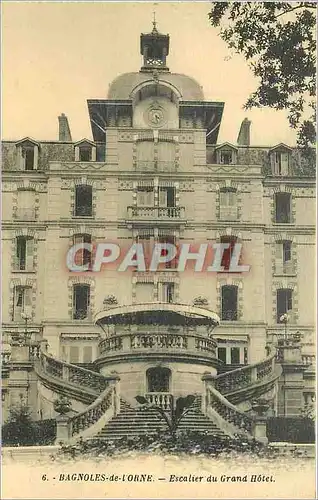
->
[{"left": 1, "top": 1, "right": 316, "bottom": 499}]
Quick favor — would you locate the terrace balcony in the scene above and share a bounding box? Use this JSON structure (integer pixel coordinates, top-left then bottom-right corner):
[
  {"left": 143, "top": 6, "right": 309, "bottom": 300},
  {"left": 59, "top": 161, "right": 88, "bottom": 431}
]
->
[
  {"left": 126, "top": 206, "right": 186, "bottom": 226},
  {"left": 94, "top": 302, "right": 220, "bottom": 368}
]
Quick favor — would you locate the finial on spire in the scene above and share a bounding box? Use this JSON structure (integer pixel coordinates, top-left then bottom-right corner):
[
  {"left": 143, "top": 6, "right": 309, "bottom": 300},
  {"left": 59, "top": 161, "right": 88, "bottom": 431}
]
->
[{"left": 152, "top": 3, "right": 158, "bottom": 33}]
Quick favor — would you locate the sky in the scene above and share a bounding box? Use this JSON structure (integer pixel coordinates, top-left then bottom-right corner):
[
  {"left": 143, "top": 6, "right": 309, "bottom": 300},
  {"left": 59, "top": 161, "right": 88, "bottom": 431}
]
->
[{"left": 2, "top": 1, "right": 297, "bottom": 146}]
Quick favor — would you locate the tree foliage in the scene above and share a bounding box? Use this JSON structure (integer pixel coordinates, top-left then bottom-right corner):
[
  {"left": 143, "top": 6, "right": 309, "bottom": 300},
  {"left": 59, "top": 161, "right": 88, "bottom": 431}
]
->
[
  {"left": 135, "top": 394, "right": 196, "bottom": 440},
  {"left": 209, "top": 2, "right": 316, "bottom": 153}
]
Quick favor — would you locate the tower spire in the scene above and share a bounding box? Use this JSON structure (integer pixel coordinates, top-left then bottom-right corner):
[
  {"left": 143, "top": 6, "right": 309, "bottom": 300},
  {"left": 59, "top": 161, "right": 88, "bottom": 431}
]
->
[{"left": 152, "top": 8, "right": 158, "bottom": 34}]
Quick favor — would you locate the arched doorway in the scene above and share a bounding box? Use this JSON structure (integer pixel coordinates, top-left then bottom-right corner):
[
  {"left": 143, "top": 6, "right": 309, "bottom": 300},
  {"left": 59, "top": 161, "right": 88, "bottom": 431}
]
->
[{"left": 146, "top": 367, "right": 171, "bottom": 393}]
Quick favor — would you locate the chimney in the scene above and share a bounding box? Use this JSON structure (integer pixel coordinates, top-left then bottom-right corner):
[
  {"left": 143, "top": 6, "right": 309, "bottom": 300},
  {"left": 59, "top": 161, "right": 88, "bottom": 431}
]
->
[
  {"left": 237, "top": 118, "right": 251, "bottom": 146},
  {"left": 58, "top": 113, "right": 72, "bottom": 141}
]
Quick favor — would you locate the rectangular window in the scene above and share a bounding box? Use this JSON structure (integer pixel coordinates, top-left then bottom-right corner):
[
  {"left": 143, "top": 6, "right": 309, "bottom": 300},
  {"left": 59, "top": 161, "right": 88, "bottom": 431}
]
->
[
  {"left": 160, "top": 282, "right": 175, "bottom": 303},
  {"left": 274, "top": 152, "right": 289, "bottom": 176},
  {"left": 75, "top": 185, "right": 92, "bottom": 217},
  {"left": 221, "top": 285, "right": 238, "bottom": 321},
  {"left": 135, "top": 283, "right": 154, "bottom": 303},
  {"left": 13, "top": 286, "right": 32, "bottom": 321},
  {"left": 283, "top": 241, "right": 292, "bottom": 263},
  {"left": 83, "top": 346, "right": 93, "bottom": 363},
  {"left": 69, "top": 346, "right": 79, "bottom": 364},
  {"left": 217, "top": 347, "right": 227, "bottom": 364},
  {"left": 220, "top": 236, "right": 237, "bottom": 271},
  {"left": 276, "top": 288, "right": 293, "bottom": 322},
  {"left": 275, "top": 193, "right": 291, "bottom": 223},
  {"left": 73, "top": 284, "right": 90, "bottom": 320},
  {"left": 17, "top": 190, "right": 36, "bottom": 220},
  {"left": 16, "top": 237, "right": 34, "bottom": 271},
  {"left": 230, "top": 347, "right": 240, "bottom": 364},
  {"left": 73, "top": 234, "right": 92, "bottom": 268},
  {"left": 137, "top": 188, "right": 154, "bottom": 206},
  {"left": 79, "top": 148, "right": 91, "bottom": 162},
  {"left": 16, "top": 237, "right": 26, "bottom": 270},
  {"left": 23, "top": 148, "right": 35, "bottom": 171},
  {"left": 159, "top": 235, "right": 177, "bottom": 269},
  {"left": 220, "top": 151, "right": 233, "bottom": 164}
]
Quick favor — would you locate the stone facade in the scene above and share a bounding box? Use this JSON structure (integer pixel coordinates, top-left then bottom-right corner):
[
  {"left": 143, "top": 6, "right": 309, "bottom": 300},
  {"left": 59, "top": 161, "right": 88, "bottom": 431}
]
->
[{"left": 1, "top": 24, "right": 315, "bottom": 419}]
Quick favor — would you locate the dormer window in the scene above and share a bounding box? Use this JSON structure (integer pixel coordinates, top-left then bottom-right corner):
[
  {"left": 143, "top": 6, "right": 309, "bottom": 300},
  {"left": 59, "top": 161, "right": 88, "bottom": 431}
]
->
[
  {"left": 74, "top": 140, "right": 96, "bottom": 162},
  {"left": 220, "top": 151, "right": 233, "bottom": 165},
  {"left": 216, "top": 143, "right": 237, "bottom": 165},
  {"left": 270, "top": 144, "right": 291, "bottom": 176},
  {"left": 16, "top": 138, "right": 39, "bottom": 171}
]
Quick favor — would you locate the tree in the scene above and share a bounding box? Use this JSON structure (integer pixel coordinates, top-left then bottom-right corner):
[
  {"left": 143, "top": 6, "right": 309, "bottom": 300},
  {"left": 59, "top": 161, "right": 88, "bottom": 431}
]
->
[
  {"left": 2, "top": 403, "right": 39, "bottom": 446},
  {"left": 135, "top": 394, "right": 196, "bottom": 440},
  {"left": 209, "top": 2, "right": 316, "bottom": 156}
]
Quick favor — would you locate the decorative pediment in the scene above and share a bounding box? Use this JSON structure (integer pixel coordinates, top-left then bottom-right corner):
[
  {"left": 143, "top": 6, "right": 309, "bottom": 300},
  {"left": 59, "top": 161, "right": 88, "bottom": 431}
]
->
[
  {"left": 269, "top": 143, "right": 292, "bottom": 152},
  {"left": 15, "top": 137, "right": 39, "bottom": 147},
  {"left": 215, "top": 142, "right": 238, "bottom": 151},
  {"left": 74, "top": 139, "right": 95, "bottom": 147}
]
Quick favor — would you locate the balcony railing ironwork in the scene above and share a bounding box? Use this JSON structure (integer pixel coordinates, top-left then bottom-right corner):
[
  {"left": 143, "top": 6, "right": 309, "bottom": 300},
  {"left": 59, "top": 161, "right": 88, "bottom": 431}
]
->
[{"left": 127, "top": 206, "right": 185, "bottom": 220}]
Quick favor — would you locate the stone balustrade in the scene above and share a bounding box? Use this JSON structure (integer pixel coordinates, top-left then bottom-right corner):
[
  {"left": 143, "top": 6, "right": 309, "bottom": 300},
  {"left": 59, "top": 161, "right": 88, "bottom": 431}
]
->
[
  {"left": 70, "top": 384, "right": 116, "bottom": 437},
  {"left": 215, "top": 350, "right": 276, "bottom": 395},
  {"left": 127, "top": 206, "right": 185, "bottom": 220},
  {"left": 99, "top": 332, "right": 217, "bottom": 358},
  {"left": 145, "top": 392, "right": 173, "bottom": 410},
  {"left": 39, "top": 351, "right": 113, "bottom": 394},
  {"left": 206, "top": 387, "right": 253, "bottom": 434}
]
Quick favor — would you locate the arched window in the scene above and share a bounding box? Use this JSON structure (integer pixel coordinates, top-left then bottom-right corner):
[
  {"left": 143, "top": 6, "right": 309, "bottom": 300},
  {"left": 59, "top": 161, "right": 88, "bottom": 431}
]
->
[{"left": 147, "top": 367, "right": 171, "bottom": 392}]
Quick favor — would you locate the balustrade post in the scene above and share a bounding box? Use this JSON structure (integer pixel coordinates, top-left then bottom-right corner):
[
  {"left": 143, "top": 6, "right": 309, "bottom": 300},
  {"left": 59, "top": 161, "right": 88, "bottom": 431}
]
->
[
  {"left": 251, "top": 416, "right": 268, "bottom": 445},
  {"left": 251, "top": 365, "right": 258, "bottom": 383},
  {"left": 201, "top": 373, "right": 215, "bottom": 414},
  {"left": 122, "top": 335, "right": 130, "bottom": 351},
  {"left": 187, "top": 335, "right": 196, "bottom": 352},
  {"left": 62, "top": 365, "right": 70, "bottom": 381},
  {"left": 55, "top": 414, "right": 71, "bottom": 444}
]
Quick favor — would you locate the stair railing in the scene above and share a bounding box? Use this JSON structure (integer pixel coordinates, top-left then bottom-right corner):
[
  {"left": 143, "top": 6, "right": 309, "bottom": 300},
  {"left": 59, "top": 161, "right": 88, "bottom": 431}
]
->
[
  {"left": 215, "top": 348, "right": 276, "bottom": 395},
  {"left": 38, "top": 350, "right": 115, "bottom": 394},
  {"left": 204, "top": 385, "right": 254, "bottom": 437},
  {"left": 56, "top": 380, "right": 120, "bottom": 445}
]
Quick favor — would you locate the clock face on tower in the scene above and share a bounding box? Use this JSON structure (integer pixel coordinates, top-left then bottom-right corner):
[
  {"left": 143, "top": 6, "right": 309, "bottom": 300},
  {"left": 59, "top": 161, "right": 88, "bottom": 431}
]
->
[{"left": 147, "top": 106, "right": 166, "bottom": 128}]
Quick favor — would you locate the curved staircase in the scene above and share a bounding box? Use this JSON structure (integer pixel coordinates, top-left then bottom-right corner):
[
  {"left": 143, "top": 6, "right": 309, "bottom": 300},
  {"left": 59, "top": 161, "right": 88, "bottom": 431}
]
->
[{"left": 34, "top": 346, "right": 281, "bottom": 445}]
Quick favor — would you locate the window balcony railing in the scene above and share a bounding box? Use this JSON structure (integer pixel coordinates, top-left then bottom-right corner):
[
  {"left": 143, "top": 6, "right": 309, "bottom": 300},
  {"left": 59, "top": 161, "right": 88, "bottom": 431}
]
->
[
  {"left": 221, "top": 309, "right": 238, "bottom": 321},
  {"left": 74, "top": 206, "right": 93, "bottom": 217},
  {"left": 127, "top": 206, "right": 185, "bottom": 220},
  {"left": 13, "top": 259, "right": 34, "bottom": 272},
  {"left": 274, "top": 261, "right": 296, "bottom": 275},
  {"left": 134, "top": 160, "right": 177, "bottom": 173},
  {"left": 73, "top": 309, "right": 92, "bottom": 321},
  {"left": 16, "top": 209, "right": 36, "bottom": 221},
  {"left": 275, "top": 213, "right": 291, "bottom": 224}
]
